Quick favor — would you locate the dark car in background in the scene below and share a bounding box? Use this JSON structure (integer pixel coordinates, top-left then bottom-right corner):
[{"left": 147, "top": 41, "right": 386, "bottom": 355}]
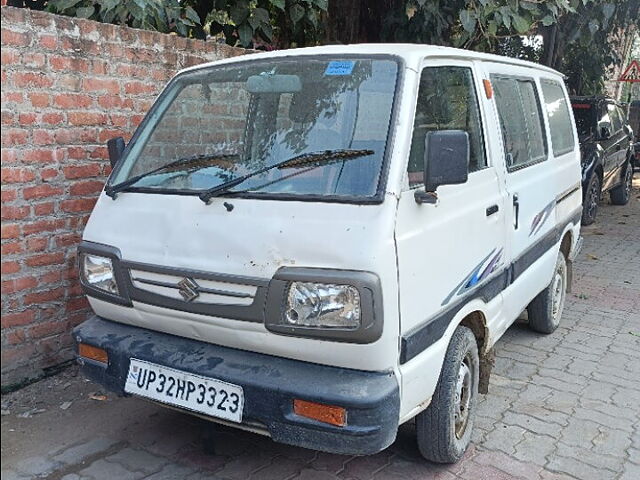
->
[
  {"left": 629, "top": 100, "right": 640, "bottom": 169},
  {"left": 571, "top": 96, "right": 634, "bottom": 225}
]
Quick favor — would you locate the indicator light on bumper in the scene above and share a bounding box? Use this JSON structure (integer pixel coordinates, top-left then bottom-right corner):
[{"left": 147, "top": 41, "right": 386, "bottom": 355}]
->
[
  {"left": 78, "top": 343, "right": 108, "bottom": 364},
  {"left": 293, "top": 399, "right": 346, "bottom": 427}
]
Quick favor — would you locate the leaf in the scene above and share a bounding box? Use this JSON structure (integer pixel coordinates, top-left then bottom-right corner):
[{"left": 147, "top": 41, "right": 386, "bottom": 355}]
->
[
  {"left": 459, "top": 9, "right": 476, "bottom": 33},
  {"left": 271, "top": 0, "right": 286, "bottom": 11},
  {"left": 312, "top": 0, "right": 328, "bottom": 10},
  {"left": 487, "top": 20, "right": 497, "bottom": 36},
  {"left": 238, "top": 22, "right": 253, "bottom": 46},
  {"left": 75, "top": 6, "right": 95, "bottom": 18},
  {"left": 184, "top": 6, "right": 201, "bottom": 25},
  {"left": 588, "top": 19, "right": 599, "bottom": 34},
  {"left": 289, "top": 4, "right": 305, "bottom": 24},
  {"left": 230, "top": 5, "right": 250, "bottom": 25},
  {"left": 253, "top": 7, "right": 270, "bottom": 24},
  {"left": 602, "top": 3, "right": 615, "bottom": 19},
  {"left": 512, "top": 15, "right": 530, "bottom": 34},
  {"left": 541, "top": 15, "right": 555, "bottom": 27}
]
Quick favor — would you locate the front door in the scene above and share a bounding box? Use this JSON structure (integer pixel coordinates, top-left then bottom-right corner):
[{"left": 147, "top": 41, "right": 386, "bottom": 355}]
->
[{"left": 395, "top": 60, "right": 507, "bottom": 414}]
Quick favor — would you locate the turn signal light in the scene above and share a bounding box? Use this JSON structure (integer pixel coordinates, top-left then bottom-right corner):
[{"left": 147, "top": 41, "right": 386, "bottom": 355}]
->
[
  {"left": 483, "top": 79, "right": 493, "bottom": 99},
  {"left": 293, "top": 399, "right": 346, "bottom": 427},
  {"left": 78, "top": 343, "right": 108, "bottom": 364}
]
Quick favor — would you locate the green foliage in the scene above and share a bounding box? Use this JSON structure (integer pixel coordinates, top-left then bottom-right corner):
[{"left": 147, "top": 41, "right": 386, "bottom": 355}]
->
[
  {"left": 186, "top": 0, "right": 328, "bottom": 48},
  {"left": 47, "top": 0, "right": 202, "bottom": 37}
]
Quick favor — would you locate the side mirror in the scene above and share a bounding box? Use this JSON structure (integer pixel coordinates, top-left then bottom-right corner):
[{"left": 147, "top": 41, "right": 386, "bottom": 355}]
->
[
  {"left": 599, "top": 124, "right": 611, "bottom": 140},
  {"left": 106, "top": 136, "right": 126, "bottom": 168},
  {"left": 415, "top": 130, "right": 469, "bottom": 204}
]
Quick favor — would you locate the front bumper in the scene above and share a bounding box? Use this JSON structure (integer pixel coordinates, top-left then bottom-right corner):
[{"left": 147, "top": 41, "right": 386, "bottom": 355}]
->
[{"left": 74, "top": 316, "right": 400, "bottom": 455}]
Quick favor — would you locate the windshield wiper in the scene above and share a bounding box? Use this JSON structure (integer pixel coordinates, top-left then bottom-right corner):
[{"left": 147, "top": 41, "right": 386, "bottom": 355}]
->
[
  {"left": 198, "top": 149, "right": 374, "bottom": 204},
  {"left": 105, "top": 153, "right": 239, "bottom": 199}
]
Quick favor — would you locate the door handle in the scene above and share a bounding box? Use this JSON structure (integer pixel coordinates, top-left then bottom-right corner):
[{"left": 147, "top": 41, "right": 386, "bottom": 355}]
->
[
  {"left": 513, "top": 194, "right": 520, "bottom": 229},
  {"left": 486, "top": 204, "right": 499, "bottom": 216}
]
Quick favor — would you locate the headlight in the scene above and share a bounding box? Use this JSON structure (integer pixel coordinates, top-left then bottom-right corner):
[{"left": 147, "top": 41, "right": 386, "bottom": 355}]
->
[
  {"left": 81, "top": 254, "right": 118, "bottom": 294},
  {"left": 285, "top": 282, "right": 360, "bottom": 329}
]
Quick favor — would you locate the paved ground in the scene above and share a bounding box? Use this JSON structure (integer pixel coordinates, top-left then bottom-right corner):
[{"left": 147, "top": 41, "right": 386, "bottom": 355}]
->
[{"left": 2, "top": 174, "right": 639, "bottom": 480}]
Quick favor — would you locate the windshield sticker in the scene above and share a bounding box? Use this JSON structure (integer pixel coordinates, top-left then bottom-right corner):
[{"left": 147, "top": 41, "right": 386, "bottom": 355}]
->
[{"left": 325, "top": 61, "right": 355, "bottom": 76}]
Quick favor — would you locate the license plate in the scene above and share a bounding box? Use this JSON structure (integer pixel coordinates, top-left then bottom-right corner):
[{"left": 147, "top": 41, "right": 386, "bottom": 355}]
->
[{"left": 124, "top": 358, "right": 244, "bottom": 423}]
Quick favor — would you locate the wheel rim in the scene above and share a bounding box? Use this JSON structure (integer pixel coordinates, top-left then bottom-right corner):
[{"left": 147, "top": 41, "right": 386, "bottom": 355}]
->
[
  {"left": 551, "top": 262, "right": 566, "bottom": 323},
  {"left": 454, "top": 356, "right": 472, "bottom": 439},
  {"left": 586, "top": 177, "right": 600, "bottom": 219}
]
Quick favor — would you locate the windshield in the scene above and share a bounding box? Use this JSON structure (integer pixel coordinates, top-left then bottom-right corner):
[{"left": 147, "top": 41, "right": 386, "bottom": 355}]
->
[
  {"left": 571, "top": 103, "right": 595, "bottom": 139},
  {"left": 109, "top": 56, "right": 399, "bottom": 199}
]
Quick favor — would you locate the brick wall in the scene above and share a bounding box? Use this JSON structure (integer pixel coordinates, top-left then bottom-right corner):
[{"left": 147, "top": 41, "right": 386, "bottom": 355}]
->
[{"left": 0, "top": 6, "right": 249, "bottom": 388}]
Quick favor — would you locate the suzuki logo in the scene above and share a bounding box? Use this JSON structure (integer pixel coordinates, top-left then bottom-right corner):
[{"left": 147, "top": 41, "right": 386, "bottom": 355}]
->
[{"left": 177, "top": 277, "right": 200, "bottom": 302}]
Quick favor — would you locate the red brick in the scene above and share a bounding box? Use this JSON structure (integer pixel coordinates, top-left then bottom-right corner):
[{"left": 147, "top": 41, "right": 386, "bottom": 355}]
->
[
  {"left": 18, "top": 113, "right": 37, "bottom": 125},
  {"left": 41, "top": 168, "right": 59, "bottom": 181},
  {"left": 124, "top": 81, "right": 157, "bottom": 95},
  {"left": 28, "top": 92, "right": 50, "bottom": 108},
  {"left": 83, "top": 77, "right": 120, "bottom": 94},
  {"left": 26, "top": 237, "right": 48, "bottom": 252},
  {"left": 13, "top": 72, "right": 54, "bottom": 88},
  {"left": 2, "top": 261, "right": 21, "bottom": 274},
  {"left": 61, "top": 198, "right": 97, "bottom": 213},
  {"left": 24, "top": 287, "right": 65, "bottom": 304},
  {"left": 1, "top": 149, "right": 19, "bottom": 164},
  {"left": 33, "top": 202, "right": 55, "bottom": 216},
  {"left": 2, "top": 128, "right": 28, "bottom": 146},
  {"left": 53, "top": 93, "right": 93, "bottom": 109},
  {"left": 1, "top": 205, "right": 30, "bottom": 220},
  {"left": 49, "top": 55, "right": 90, "bottom": 72},
  {"left": 42, "top": 113, "right": 65, "bottom": 125},
  {"left": 33, "top": 129, "right": 55, "bottom": 145},
  {"left": 66, "top": 296, "right": 89, "bottom": 312},
  {"left": 23, "top": 184, "right": 63, "bottom": 200},
  {"left": 39, "top": 34, "right": 57, "bottom": 49},
  {"left": 22, "top": 219, "right": 66, "bottom": 236},
  {"left": 63, "top": 164, "right": 102, "bottom": 179},
  {"left": 1, "top": 310, "right": 36, "bottom": 329},
  {"left": 25, "top": 252, "right": 65, "bottom": 267},
  {"left": 29, "top": 320, "right": 68, "bottom": 340},
  {"left": 70, "top": 180, "right": 104, "bottom": 196},
  {"left": 1, "top": 28, "right": 30, "bottom": 47},
  {"left": 1, "top": 240, "right": 23, "bottom": 254},
  {"left": 22, "top": 52, "right": 46, "bottom": 68},
  {"left": 1, "top": 168, "right": 35, "bottom": 183},
  {"left": 22, "top": 149, "right": 54, "bottom": 164},
  {"left": 1, "top": 48, "right": 20, "bottom": 65},
  {"left": 68, "top": 111, "right": 108, "bottom": 126},
  {"left": 6, "top": 330, "right": 28, "bottom": 346},
  {"left": 1, "top": 276, "right": 38, "bottom": 294},
  {"left": 41, "top": 271, "right": 63, "bottom": 284},
  {"left": 1, "top": 189, "right": 17, "bottom": 202},
  {"left": 55, "top": 233, "right": 81, "bottom": 247}
]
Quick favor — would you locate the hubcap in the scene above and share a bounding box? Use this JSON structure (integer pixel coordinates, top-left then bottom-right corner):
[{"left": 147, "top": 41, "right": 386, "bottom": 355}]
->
[
  {"left": 551, "top": 263, "right": 566, "bottom": 322},
  {"left": 624, "top": 168, "right": 632, "bottom": 197},
  {"left": 454, "top": 357, "right": 472, "bottom": 439}
]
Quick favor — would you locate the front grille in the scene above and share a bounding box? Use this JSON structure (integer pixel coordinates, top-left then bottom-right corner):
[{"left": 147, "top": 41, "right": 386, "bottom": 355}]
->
[{"left": 121, "top": 261, "right": 270, "bottom": 323}]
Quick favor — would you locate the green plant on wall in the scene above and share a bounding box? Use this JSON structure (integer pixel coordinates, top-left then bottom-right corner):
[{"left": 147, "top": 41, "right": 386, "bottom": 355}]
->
[{"left": 47, "top": 0, "right": 203, "bottom": 37}]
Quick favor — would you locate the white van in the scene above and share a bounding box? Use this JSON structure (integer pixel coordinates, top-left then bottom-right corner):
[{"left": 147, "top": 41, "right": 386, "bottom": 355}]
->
[{"left": 75, "top": 44, "right": 582, "bottom": 463}]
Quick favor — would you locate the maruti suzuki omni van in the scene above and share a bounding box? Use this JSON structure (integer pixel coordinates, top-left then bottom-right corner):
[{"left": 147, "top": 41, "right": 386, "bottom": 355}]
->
[{"left": 74, "top": 44, "right": 582, "bottom": 463}]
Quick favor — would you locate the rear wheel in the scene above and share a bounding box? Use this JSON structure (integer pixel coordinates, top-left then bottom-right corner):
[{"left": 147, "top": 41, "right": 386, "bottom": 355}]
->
[
  {"left": 416, "top": 326, "right": 479, "bottom": 464},
  {"left": 610, "top": 161, "right": 633, "bottom": 205},
  {"left": 527, "top": 252, "right": 567, "bottom": 334},
  {"left": 581, "top": 173, "right": 601, "bottom": 226}
]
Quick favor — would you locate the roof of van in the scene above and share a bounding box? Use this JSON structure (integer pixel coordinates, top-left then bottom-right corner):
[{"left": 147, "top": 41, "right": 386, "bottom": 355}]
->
[{"left": 183, "top": 43, "right": 564, "bottom": 78}]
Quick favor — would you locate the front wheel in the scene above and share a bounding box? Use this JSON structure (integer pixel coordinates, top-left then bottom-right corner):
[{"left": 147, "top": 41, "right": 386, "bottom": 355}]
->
[
  {"left": 527, "top": 252, "right": 567, "bottom": 334},
  {"left": 581, "top": 173, "right": 601, "bottom": 226},
  {"left": 610, "top": 161, "right": 633, "bottom": 205},
  {"left": 416, "top": 326, "right": 479, "bottom": 464}
]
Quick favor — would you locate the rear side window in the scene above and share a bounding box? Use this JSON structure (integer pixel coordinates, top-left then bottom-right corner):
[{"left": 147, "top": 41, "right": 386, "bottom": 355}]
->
[
  {"left": 541, "top": 80, "right": 575, "bottom": 156},
  {"left": 492, "top": 76, "right": 547, "bottom": 171},
  {"left": 608, "top": 103, "right": 623, "bottom": 132}
]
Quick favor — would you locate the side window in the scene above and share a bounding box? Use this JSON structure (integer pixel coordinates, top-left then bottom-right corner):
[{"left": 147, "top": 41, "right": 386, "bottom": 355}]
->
[
  {"left": 608, "top": 104, "right": 622, "bottom": 132},
  {"left": 492, "top": 76, "right": 547, "bottom": 171},
  {"left": 540, "top": 80, "right": 575, "bottom": 156},
  {"left": 407, "top": 66, "right": 486, "bottom": 188}
]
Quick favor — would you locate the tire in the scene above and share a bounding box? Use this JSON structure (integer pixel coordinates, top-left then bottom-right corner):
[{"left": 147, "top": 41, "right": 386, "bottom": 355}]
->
[
  {"left": 610, "top": 161, "right": 633, "bottom": 205},
  {"left": 581, "top": 173, "right": 601, "bottom": 226},
  {"left": 416, "top": 326, "right": 479, "bottom": 464},
  {"left": 527, "top": 252, "right": 567, "bottom": 334}
]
